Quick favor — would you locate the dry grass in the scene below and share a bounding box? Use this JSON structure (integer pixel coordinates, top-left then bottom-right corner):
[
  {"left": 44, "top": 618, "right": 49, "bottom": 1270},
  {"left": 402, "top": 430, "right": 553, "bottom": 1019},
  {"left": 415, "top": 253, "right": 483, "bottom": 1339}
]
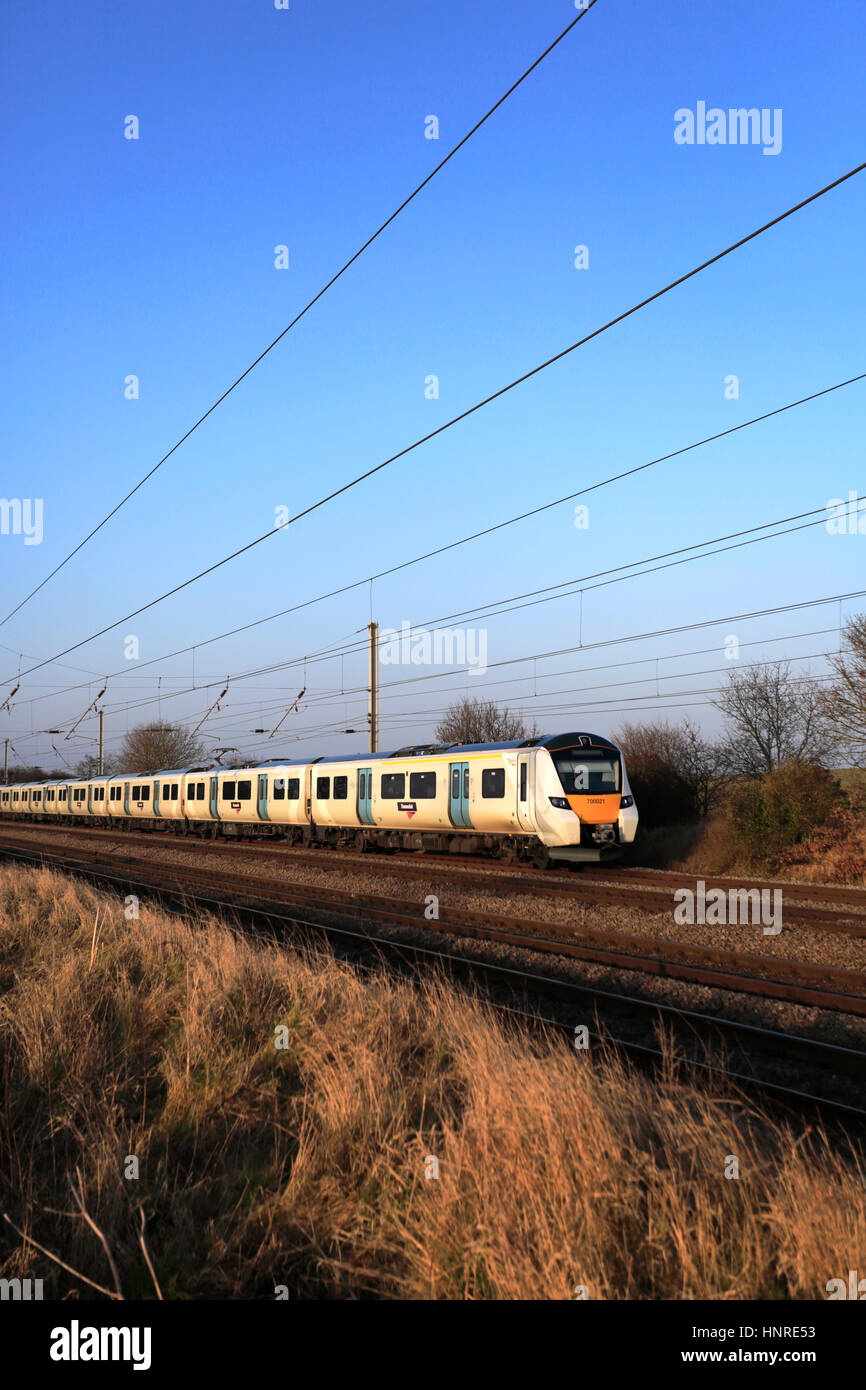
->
[
  {"left": 652, "top": 812, "right": 866, "bottom": 885},
  {"left": 1, "top": 864, "right": 864, "bottom": 1300}
]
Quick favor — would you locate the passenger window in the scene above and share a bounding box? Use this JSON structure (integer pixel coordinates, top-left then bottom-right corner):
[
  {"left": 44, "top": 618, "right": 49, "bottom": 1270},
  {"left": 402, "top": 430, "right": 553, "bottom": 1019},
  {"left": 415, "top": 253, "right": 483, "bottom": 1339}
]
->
[
  {"left": 222, "top": 782, "right": 236, "bottom": 800},
  {"left": 482, "top": 768, "right": 505, "bottom": 798},
  {"left": 197, "top": 783, "right": 205, "bottom": 800},
  {"left": 273, "top": 778, "right": 285, "bottom": 800},
  {"left": 409, "top": 771, "right": 436, "bottom": 799},
  {"left": 237, "top": 780, "right": 252, "bottom": 800},
  {"left": 287, "top": 778, "right": 300, "bottom": 800},
  {"left": 333, "top": 776, "right": 348, "bottom": 800},
  {"left": 381, "top": 773, "right": 405, "bottom": 799},
  {"left": 316, "top": 777, "right": 330, "bottom": 800},
  {"left": 141, "top": 786, "right": 150, "bottom": 801}
]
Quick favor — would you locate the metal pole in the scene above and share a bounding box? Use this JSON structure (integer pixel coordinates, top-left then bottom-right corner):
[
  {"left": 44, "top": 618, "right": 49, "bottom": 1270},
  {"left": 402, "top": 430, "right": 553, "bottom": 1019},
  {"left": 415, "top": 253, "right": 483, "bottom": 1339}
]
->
[
  {"left": 368, "top": 620, "right": 378, "bottom": 754},
  {"left": 3, "top": 739, "right": 7, "bottom": 782},
  {"left": 98, "top": 709, "right": 104, "bottom": 776}
]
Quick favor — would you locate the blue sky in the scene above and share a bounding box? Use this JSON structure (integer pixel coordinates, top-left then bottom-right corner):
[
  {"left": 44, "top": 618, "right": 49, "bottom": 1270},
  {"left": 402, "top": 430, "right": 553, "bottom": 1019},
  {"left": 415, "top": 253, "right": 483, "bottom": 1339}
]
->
[{"left": 1, "top": 0, "right": 865, "bottom": 769}]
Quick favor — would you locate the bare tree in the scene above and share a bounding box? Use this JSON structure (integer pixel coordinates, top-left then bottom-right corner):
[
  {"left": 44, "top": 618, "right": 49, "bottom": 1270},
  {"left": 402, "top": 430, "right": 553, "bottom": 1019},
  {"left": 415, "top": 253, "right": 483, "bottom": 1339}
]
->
[
  {"left": 75, "top": 753, "right": 119, "bottom": 779},
  {"left": 821, "top": 614, "right": 866, "bottom": 767},
  {"left": 435, "top": 698, "right": 538, "bottom": 745},
  {"left": 4, "top": 763, "right": 65, "bottom": 784},
  {"left": 616, "top": 717, "right": 723, "bottom": 816},
  {"left": 114, "top": 722, "right": 209, "bottom": 774},
  {"left": 711, "top": 662, "right": 836, "bottom": 775}
]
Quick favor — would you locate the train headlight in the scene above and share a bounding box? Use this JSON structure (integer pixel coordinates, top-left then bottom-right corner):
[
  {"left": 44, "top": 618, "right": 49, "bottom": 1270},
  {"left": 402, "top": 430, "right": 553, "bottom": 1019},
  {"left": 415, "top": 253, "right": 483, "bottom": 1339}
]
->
[
  {"left": 549, "top": 796, "right": 570, "bottom": 809},
  {"left": 620, "top": 795, "right": 634, "bottom": 808}
]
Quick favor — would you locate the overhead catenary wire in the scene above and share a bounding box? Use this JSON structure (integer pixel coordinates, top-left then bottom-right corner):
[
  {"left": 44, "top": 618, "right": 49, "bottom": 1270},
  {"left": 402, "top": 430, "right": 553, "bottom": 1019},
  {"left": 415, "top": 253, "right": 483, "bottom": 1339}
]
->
[
  {"left": 14, "top": 573, "right": 866, "bottom": 763},
  {"left": 25, "top": 493, "right": 862, "bottom": 733},
  {"left": 4, "top": 160, "right": 865, "bottom": 690},
  {"left": 0, "top": 0, "right": 603, "bottom": 632},
  {"left": 11, "top": 369, "right": 861, "bottom": 715}
]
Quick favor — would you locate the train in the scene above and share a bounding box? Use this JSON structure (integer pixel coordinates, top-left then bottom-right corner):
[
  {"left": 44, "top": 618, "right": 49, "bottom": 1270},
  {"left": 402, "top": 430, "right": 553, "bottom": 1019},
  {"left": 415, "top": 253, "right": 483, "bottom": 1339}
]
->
[{"left": 0, "top": 731, "right": 638, "bottom": 868}]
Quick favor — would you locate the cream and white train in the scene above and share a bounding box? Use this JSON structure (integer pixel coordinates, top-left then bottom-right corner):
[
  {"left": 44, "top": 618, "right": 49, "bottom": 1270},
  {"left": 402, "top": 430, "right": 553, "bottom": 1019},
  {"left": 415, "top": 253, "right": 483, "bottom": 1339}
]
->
[{"left": 0, "top": 731, "right": 638, "bottom": 866}]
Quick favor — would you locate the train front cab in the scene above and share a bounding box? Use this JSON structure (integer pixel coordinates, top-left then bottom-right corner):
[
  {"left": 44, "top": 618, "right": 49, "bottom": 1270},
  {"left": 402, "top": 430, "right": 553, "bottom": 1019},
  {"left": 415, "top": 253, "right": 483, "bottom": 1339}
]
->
[{"left": 532, "top": 733, "right": 638, "bottom": 862}]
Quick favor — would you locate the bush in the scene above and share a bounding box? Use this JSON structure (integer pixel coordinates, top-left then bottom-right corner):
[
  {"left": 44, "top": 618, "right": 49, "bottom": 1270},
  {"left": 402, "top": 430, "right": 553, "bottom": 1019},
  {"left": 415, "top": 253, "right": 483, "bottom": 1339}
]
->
[{"left": 724, "top": 762, "right": 847, "bottom": 867}]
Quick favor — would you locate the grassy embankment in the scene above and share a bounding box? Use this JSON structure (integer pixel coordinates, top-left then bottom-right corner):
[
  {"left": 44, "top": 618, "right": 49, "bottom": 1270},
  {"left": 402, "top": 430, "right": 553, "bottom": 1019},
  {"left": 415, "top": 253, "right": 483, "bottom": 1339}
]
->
[
  {"left": 631, "top": 769, "right": 866, "bottom": 882},
  {"left": 0, "top": 864, "right": 863, "bottom": 1299}
]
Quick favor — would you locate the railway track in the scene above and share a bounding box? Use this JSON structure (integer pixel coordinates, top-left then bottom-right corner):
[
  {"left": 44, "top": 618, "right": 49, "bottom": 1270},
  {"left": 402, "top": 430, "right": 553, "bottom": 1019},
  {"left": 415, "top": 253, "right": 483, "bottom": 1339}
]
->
[
  {"left": 1, "top": 833, "right": 865, "bottom": 1123},
  {"left": 2, "top": 828, "right": 864, "bottom": 1013},
  {"left": 2, "top": 821, "right": 865, "bottom": 935},
  {"left": 579, "top": 864, "right": 866, "bottom": 908}
]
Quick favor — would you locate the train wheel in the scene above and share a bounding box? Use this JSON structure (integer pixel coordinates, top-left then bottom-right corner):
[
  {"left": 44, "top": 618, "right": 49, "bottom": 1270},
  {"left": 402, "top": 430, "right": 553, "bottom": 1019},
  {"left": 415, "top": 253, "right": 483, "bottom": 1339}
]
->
[
  {"left": 353, "top": 830, "right": 368, "bottom": 852},
  {"left": 531, "top": 843, "right": 551, "bottom": 870}
]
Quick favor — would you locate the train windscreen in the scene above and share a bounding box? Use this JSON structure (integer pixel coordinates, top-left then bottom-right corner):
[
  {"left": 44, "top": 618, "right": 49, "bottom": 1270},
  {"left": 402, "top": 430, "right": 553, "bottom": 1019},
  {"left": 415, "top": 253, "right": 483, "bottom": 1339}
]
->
[{"left": 552, "top": 749, "right": 621, "bottom": 795}]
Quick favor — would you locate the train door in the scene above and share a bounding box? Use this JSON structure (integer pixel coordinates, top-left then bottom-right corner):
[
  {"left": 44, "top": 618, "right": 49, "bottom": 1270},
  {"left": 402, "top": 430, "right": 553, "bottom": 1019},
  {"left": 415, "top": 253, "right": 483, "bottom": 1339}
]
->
[
  {"left": 209, "top": 776, "right": 220, "bottom": 820},
  {"left": 123, "top": 782, "right": 131, "bottom": 815},
  {"left": 357, "top": 767, "right": 373, "bottom": 824},
  {"left": 448, "top": 761, "right": 472, "bottom": 829},
  {"left": 87, "top": 785, "right": 93, "bottom": 814},
  {"left": 257, "top": 774, "right": 269, "bottom": 821},
  {"left": 153, "top": 780, "right": 161, "bottom": 816},
  {"left": 516, "top": 752, "right": 533, "bottom": 831}
]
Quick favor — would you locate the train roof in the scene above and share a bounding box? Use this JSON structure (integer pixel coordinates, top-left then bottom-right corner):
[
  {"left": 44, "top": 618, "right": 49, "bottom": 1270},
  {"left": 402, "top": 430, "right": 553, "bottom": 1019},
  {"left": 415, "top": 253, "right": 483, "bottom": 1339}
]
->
[{"left": 1, "top": 733, "right": 621, "bottom": 793}]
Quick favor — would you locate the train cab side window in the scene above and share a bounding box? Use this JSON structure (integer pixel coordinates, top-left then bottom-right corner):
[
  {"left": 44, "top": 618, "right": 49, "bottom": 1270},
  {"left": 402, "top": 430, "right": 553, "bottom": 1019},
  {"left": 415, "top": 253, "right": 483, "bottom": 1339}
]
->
[
  {"left": 222, "top": 782, "right": 236, "bottom": 800},
  {"left": 273, "top": 778, "right": 285, "bottom": 800},
  {"left": 287, "top": 778, "right": 300, "bottom": 800},
  {"left": 333, "top": 776, "right": 348, "bottom": 800},
  {"left": 316, "top": 777, "right": 331, "bottom": 800},
  {"left": 237, "top": 780, "right": 251, "bottom": 801},
  {"left": 481, "top": 768, "right": 505, "bottom": 799},
  {"left": 381, "top": 773, "right": 405, "bottom": 799}
]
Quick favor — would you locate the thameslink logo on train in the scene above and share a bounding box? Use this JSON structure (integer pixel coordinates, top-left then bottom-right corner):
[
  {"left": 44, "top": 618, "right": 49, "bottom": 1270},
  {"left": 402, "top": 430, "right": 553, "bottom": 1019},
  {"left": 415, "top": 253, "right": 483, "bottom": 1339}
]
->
[{"left": 673, "top": 881, "right": 783, "bottom": 936}]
